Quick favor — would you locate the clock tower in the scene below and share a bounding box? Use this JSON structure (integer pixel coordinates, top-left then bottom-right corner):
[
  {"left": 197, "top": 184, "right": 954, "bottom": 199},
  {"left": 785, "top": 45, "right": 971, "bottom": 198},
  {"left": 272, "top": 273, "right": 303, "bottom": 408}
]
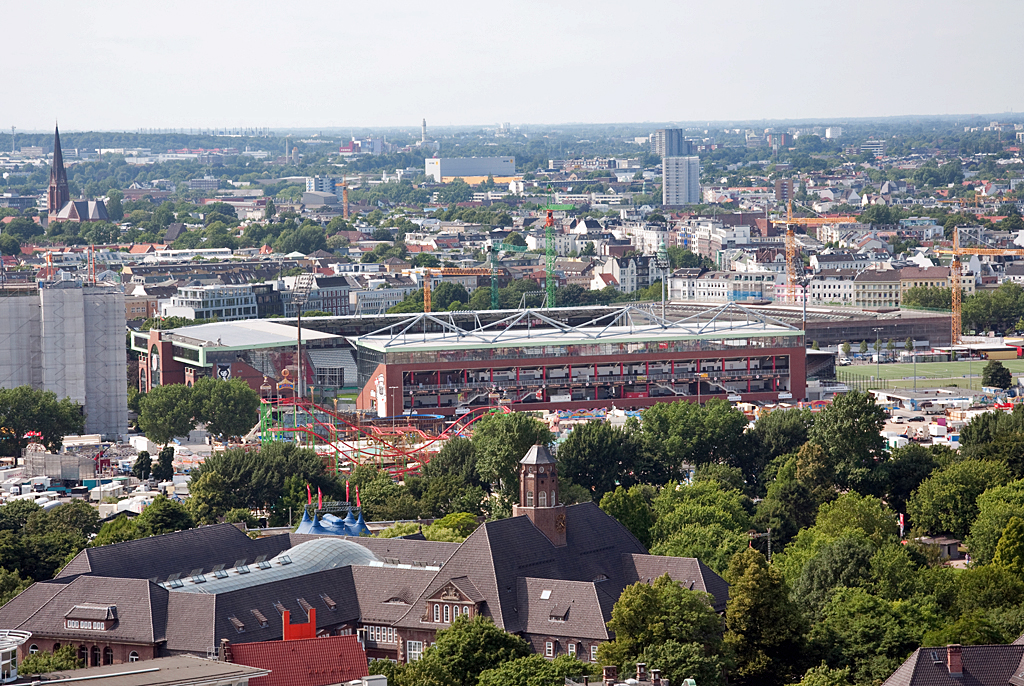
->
[{"left": 512, "top": 445, "right": 567, "bottom": 547}]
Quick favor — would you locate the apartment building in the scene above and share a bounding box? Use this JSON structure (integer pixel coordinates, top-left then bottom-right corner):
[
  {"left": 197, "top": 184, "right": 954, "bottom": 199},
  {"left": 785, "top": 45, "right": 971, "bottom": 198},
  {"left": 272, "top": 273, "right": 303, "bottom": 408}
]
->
[
  {"left": 161, "top": 284, "right": 257, "bottom": 321},
  {"left": 853, "top": 270, "right": 901, "bottom": 308}
]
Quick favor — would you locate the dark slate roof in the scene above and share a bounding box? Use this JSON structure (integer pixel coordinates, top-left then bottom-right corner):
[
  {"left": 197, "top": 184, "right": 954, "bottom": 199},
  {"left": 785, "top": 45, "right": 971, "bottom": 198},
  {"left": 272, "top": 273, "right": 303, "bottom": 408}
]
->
[
  {"left": 163, "top": 224, "right": 186, "bottom": 242},
  {"left": 520, "top": 445, "right": 556, "bottom": 465},
  {"left": 515, "top": 577, "right": 611, "bottom": 640},
  {"left": 0, "top": 576, "right": 168, "bottom": 645},
  {"left": 622, "top": 554, "right": 729, "bottom": 612},
  {"left": 883, "top": 644, "right": 1024, "bottom": 686},
  {"left": 394, "top": 502, "right": 648, "bottom": 634},
  {"left": 350, "top": 566, "right": 436, "bottom": 626},
  {"left": 59, "top": 524, "right": 296, "bottom": 583},
  {"left": 164, "top": 591, "right": 217, "bottom": 653}
]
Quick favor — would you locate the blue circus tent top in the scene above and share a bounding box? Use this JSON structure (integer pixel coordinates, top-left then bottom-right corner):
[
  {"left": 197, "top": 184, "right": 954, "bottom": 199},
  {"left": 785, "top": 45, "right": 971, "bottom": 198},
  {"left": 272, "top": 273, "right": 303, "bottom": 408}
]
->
[
  {"left": 352, "top": 511, "right": 371, "bottom": 536},
  {"left": 294, "top": 508, "right": 314, "bottom": 534}
]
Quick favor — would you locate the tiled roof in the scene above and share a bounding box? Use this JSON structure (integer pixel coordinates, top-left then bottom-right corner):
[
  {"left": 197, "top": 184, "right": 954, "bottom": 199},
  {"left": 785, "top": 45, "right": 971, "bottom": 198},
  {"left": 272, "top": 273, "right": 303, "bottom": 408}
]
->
[
  {"left": 0, "top": 576, "right": 167, "bottom": 644},
  {"left": 231, "top": 634, "right": 368, "bottom": 686},
  {"left": 350, "top": 566, "right": 436, "bottom": 626},
  {"left": 884, "top": 644, "right": 1024, "bottom": 686},
  {"left": 622, "top": 554, "right": 729, "bottom": 612},
  {"left": 394, "top": 502, "right": 649, "bottom": 634},
  {"left": 515, "top": 577, "right": 610, "bottom": 640},
  {"left": 59, "top": 523, "right": 296, "bottom": 583}
]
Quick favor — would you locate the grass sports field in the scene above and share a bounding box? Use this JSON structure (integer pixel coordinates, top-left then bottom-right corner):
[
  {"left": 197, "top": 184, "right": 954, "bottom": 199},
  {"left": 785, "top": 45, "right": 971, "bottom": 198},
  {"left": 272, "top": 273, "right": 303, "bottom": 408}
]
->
[{"left": 838, "top": 359, "right": 1024, "bottom": 390}]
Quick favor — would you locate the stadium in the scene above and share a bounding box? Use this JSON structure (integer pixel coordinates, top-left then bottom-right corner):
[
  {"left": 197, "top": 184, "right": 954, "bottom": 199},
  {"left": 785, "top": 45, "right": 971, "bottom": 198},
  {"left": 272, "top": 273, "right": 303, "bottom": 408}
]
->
[{"left": 351, "top": 304, "right": 807, "bottom": 417}]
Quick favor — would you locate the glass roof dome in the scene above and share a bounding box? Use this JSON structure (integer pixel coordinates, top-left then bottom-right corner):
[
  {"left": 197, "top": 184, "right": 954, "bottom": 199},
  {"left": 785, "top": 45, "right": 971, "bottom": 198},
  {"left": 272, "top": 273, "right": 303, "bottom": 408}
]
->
[{"left": 166, "top": 537, "right": 380, "bottom": 594}]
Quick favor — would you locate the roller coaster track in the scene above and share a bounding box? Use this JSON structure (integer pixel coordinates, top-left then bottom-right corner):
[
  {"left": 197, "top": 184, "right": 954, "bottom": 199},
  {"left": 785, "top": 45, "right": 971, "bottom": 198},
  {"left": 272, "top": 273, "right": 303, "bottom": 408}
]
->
[{"left": 259, "top": 400, "right": 510, "bottom": 477}]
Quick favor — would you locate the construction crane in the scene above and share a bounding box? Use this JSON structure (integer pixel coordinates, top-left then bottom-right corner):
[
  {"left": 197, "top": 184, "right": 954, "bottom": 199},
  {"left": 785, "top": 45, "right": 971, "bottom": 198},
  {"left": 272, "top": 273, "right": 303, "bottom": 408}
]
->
[
  {"left": 769, "top": 199, "right": 857, "bottom": 229},
  {"left": 938, "top": 227, "right": 1024, "bottom": 345},
  {"left": 544, "top": 209, "right": 556, "bottom": 307},
  {"left": 341, "top": 181, "right": 350, "bottom": 219},
  {"left": 420, "top": 268, "right": 442, "bottom": 313}
]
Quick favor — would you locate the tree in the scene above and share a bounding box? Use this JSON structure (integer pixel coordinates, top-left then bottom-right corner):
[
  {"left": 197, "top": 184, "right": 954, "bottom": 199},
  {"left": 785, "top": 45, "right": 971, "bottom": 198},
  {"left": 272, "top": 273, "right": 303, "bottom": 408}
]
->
[
  {"left": 186, "top": 472, "right": 232, "bottom": 525},
  {"left": 580, "top": 241, "right": 596, "bottom": 256},
  {"left": 842, "top": 341, "right": 851, "bottom": 357},
  {"left": 598, "top": 575, "right": 728, "bottom": 686},
  {"left": 151, "top": 446, "right": 175, "bottom": 482},
  {"left": 0, "top": 386, "right": 85, "bottom": 457},
  {"left": 422, "top": 438, "right": 483, "bottom": 488},
  {"left": 0, "top": 568, "right": 31, "bottom": 607},
  {"left": 905, "top": 337, "right": 914, "bottom": 352},
  {"left": 191, "top": 378, "right": 260, "bottom": 442},
  {"left": 640, "top": 399, "right": 750, "bottom": 475},
  {"left": 872, "top": 444, "right": 940, "bottom": 514},
  {"left": 600, "top": 485, "right": 657, "bottom": 549},
  {"left": 134, "top": 495, "right": 194, "bottom": 537},
  {"left": 922, "top": 612, "right": 1007, "bottom": 647},
  {"left": 264, "top": 198, "right": 275, "bottom": 220},
  {"left": 477, "top": 655, "right": 594, "bottom": 686},
  {"left": 18, "top": 645, "right": 84, "bottom": 675},
  {"left": 752, "top": 408, "right": 815, "bottom": 463},
  {"left": 968, "top": 479, "right": 1024, "bottom": 564},
  {"left": 399, "top": 615, "right": 530, "bottom": 686},
  {"left": 224, "top": 508, "right": 258, "bottom": 528},
  {"left": 0, "top": 233, "right": 20, "bottom": 256},
  {"left": 91, "top": 514, "right": 140, "bottom": 547},
  {"left": 807, "top": 391, "right": 887, "bottom": 491},
  {"left": 725, "top": 549, "right": 806, "bottom": 686},
  {"left": 137, "top": 383, "right": 196, "bottom": 447},
  {"left": 792, "top": 535, "right": 876, "bottom": 618},
  {"left": 131, "top": 451, "right": 152, "bottom": 481},
  {"left": 472, "top": 413, "right": 553, "bottom": 502},
  {"left": 505, "top": 231, "right": 527, "bottom": 247},
  {"left": 983, "top": 360, "right": 1013, "bottom": 389},
  {"left": 908, "top": 460, "right": 1011, "bottom": 538},
  {"left": 859, "top": 340, "right": 868, "bottom": 354},
  {"left": 557, "top": 421, "right": 636, "bottom": 500},
  {"left": 790, "top": 663, "right": 852, "bottom": 686},
  {"left": 993, "top": 516, "right": 1024, "bottom": 577}
]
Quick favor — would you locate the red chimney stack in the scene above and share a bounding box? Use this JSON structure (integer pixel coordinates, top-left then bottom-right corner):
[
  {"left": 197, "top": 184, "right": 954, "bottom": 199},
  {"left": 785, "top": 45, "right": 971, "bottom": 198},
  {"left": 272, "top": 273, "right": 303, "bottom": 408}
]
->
[{"left": 947, "top": 644, "right": 963, "bottom": 677}]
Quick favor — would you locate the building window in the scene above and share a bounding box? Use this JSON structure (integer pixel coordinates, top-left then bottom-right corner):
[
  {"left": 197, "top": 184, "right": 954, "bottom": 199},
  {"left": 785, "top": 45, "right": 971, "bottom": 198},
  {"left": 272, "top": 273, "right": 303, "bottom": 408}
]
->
[
  {"left": 568, "top": 643, "right": 576, "bottom": 656},
  {"left": 545, "top": 641, "right": 554, "bottom": 657},
  {"left": 443, "top": 605, "right": 450, "bottom": 623},
  {"left": 103, "top": 647, "right": 113, "bottom": 665},
  {"left": 526, "top": 490, "right": 533, "bottom": 507},
  {"left": 433, "top": 604, "right": 440, "bottom": 622},
  {"left": 453, "top": 605, "right": 459, "bottom": 619},
  {"left": 551, "top": 490, "right": 556, "bottom": 506},
  {"left": 78, "top": 646, "right": 87, "bottom": 663},
  {"left": 407, "top": 641, "right": 423, "bottom": 662},
  {"left": 28, "top": 646, "right": 37, "bottom": 655},
  {"left": 91, "top": 646, "right": 100, "bottom": 667},
  {"left": 591, "top": 645, "right": 598, "bottom": 662},
  {"left": 538, "top": 491, "right": 547, "bottom": 507},
  {"left": 129, "top": 652, "right": 139, "bottom": 663}
]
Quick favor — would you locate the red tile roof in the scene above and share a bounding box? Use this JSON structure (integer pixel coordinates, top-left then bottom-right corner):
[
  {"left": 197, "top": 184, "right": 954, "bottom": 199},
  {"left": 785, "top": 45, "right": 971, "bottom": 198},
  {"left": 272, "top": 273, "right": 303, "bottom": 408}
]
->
[{"left": 230, "top": 634, "right": 368, "bottom": 686}]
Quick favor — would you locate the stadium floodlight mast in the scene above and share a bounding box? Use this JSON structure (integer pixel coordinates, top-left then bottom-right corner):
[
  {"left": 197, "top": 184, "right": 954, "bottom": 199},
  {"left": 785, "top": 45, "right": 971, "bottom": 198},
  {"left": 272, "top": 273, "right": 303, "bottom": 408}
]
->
[{"left": 655, "top": 242, "right": 670, "bottom": 320}]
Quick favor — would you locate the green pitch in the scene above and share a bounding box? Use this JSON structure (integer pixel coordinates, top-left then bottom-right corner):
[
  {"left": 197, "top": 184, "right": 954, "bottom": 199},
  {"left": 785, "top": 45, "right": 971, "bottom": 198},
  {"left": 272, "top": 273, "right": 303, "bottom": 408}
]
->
[{"left": 839, "top": 358, "right": 1024, "bottom": 390}]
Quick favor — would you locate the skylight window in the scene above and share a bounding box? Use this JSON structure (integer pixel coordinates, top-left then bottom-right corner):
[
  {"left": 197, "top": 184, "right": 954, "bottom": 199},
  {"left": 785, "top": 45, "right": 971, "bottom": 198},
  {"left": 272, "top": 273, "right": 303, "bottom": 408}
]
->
[
  {"left": 540, "top": 590, "right": 552, "bottom": 600},
  {"left": 212, "top": 564, "right": 228, "bottom": 579},
  {"left": 255, "top": 555, "right": 271, "bottom": 570}
]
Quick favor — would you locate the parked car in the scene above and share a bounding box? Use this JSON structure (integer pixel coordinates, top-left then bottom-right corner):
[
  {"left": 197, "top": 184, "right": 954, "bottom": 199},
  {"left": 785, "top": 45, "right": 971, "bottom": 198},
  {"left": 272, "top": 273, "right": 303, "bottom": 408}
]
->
[{"left": 909, "top": 416, "right": 925, "bottom": 422}]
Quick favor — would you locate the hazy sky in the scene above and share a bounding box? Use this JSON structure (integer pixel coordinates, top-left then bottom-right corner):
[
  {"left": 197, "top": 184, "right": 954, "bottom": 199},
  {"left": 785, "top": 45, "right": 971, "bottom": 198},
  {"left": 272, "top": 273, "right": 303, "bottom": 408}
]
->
[{"left": 3, "top": 0, "right": 1022, "bottom": 131}]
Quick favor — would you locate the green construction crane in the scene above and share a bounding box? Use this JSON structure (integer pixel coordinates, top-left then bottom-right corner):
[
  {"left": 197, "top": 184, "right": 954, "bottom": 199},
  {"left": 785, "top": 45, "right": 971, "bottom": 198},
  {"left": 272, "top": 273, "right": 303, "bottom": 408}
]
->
[{"left": 544, "top": 209, "right": 556, "bottom": 308}]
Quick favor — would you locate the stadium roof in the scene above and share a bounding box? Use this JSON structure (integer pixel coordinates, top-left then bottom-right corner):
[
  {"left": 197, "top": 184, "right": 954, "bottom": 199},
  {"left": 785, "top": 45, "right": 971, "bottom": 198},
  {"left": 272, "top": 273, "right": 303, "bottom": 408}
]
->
[
  {"left": 166, "top": 319, "right": 339, "bottom": 350},
  {"left": 352, "top": 303, "right": 801, "bottom": 353}
]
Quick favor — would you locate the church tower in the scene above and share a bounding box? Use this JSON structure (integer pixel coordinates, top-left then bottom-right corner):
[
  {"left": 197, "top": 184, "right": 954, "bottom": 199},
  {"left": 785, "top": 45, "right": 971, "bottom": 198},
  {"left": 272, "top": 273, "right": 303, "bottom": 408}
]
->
[
  {"left": 512, "top": 445, "right": 567, "bottom": 546},
  {"left": 47, "top": 124, "right": 70, "bottom": 215}
]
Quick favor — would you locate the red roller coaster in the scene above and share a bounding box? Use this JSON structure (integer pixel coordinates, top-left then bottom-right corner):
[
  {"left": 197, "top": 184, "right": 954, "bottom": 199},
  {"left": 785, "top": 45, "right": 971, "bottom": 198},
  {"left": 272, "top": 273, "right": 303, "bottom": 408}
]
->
[{"left": 258, "top": 399, "right": 510, "bottom": 477}]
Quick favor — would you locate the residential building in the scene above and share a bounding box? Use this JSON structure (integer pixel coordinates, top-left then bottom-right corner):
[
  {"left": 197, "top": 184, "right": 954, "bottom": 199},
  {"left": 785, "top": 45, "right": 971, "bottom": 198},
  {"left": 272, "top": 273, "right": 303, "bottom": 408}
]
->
[
  {"left": 669, "top": 270, "right": 774, "bottom": 302},
  {"left": 881, "top": 642, "right": 1024, "bottom": 686},
  {"left": 306, "top": 176, "right": 337, "bottom": 193},
  {"left": 1005, "top": 262, "right": 1024, "bottom": 284},
  {"left": 425, "top": 157, "right": 515, "bottom": 183},
  {"left": 861, "top": 140, "right": 886, "bottom": 157},
  {"left": 774, "top": 178, "right": 794, "bottom": 204},
  {"left": 0, "top": 280, "right": 126, "bottom": 438},
  {"left": 854, "top": 270, "right": 901, "bottom": 308},
  {"left": 594, "top": 255, "right": 655, "bottom": 293},
  {"left": 899, "top": 266, "right": 950, "bottom": 296},
  {"left": 161, "top": 284, "right": 257, "bottom": 321},
  {"left": 810, "top": 252, "right": 871, "bottom": 272},
  {"left": 662, "top": 156, "right": 700, "bottom": 206},
  {"left": 825, "top": 127, "right": 842, "bottom": 138},
  {"left": 349, "top": 274, "right": 418, "bottom": 314},
  {"left": 125, "top": 295, "right": 160, "bottom": 321},
  {"left": 651, "top": 129, "right": 693, "bottom": 157},
  {"left": 807, "top": 269, "right": 857, "bottom": 305}
]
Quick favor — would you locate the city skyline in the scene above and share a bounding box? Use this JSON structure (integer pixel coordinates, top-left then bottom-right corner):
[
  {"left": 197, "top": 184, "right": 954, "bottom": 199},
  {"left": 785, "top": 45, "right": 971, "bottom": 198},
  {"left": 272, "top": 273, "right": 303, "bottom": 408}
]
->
[{"left": 2, "top": 0, "right": 1022, "bottom": 130}]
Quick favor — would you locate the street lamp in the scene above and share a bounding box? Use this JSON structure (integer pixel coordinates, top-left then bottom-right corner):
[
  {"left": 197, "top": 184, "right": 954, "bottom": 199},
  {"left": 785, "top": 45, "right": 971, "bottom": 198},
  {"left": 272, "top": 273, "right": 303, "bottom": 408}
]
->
[
  {"left": 655, "top": 242, "right": 670, "bottom": 321},
  {"left": 388, "top": 386, "right": 398, "bottom": 429}
]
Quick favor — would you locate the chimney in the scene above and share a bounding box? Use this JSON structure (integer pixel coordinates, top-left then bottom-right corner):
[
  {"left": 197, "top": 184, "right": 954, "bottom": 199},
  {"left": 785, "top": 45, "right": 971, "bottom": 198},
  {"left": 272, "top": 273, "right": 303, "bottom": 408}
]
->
[
  {"left": 636, "top": 663, "right": 647, "bottom": 682},
  {"left": 219, "top": 638, "right": 232, "bottom": 662},
  {"left": 651, "top": 669, "right": 662, "bottom": 686},
  {"left": 947, "top": 644, "right": 963, "bottom": 677},
  {"left": 602, "top": 665, "right": 618, "bottom": 686}
]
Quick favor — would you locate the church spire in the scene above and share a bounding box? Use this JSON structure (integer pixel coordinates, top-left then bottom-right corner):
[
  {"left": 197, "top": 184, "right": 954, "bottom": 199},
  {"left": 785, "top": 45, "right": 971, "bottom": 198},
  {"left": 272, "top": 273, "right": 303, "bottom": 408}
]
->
[{"left": 47, "top": 123, "right": 70, "bottom": 215}]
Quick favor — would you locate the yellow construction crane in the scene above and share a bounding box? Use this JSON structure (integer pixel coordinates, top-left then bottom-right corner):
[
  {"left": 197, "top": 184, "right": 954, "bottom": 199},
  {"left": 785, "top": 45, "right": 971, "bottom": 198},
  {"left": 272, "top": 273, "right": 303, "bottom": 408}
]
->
[{"left": 938, "top": 228, "right": 1024, "bottom": 345}]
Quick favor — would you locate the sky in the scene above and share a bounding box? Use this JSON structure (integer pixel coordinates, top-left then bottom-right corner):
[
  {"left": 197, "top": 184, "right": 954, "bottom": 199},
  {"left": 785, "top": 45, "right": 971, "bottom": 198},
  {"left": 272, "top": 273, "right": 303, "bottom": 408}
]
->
[{"left": 3, "top": 0, "right": 1022, "bottom": 131}]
